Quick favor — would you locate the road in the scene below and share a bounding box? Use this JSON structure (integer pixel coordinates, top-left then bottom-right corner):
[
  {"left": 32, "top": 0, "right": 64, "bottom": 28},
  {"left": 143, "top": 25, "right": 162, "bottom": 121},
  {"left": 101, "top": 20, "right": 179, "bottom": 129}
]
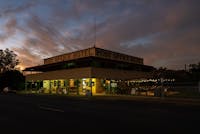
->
[{"left": 0, "top": 94, "right": 200, "bottom": 133}]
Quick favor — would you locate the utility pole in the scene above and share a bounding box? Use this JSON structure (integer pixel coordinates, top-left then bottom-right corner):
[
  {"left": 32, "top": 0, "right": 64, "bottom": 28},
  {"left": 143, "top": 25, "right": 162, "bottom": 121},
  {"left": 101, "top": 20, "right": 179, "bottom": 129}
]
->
[
  {"left": 198, "top": 81, "right": 200, "bottom": 93},
  {"left": 185, "top": 64, "right": 187, "bottom": 71},
  {"left": 94, "top": 16, "right": 96, "bottom": 48},
  {"left": 90, "top": 78, "right": 93, "bottom": 96}
]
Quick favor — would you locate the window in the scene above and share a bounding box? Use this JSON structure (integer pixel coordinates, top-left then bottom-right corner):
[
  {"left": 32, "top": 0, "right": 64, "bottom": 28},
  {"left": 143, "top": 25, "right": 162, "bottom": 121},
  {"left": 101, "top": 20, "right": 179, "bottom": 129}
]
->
[{"left": 54, "top": 81, "right": 57, "bottom": 86}]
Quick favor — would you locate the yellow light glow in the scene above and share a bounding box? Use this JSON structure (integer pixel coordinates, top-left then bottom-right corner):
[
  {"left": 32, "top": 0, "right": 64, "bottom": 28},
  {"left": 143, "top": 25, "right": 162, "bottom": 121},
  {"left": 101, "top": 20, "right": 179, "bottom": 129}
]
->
[
  {"left": 92, "top": 78, "right": 96, "bottom": 94},
  {"left": 16, "top": 65, "right": 25, "bottom": 71}
]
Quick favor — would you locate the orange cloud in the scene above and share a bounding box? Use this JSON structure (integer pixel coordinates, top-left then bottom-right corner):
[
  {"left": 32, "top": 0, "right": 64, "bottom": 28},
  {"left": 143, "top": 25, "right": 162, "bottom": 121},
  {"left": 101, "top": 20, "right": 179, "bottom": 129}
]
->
[{"left": 1, "top": 0, "right": 200, "bottom": 70}]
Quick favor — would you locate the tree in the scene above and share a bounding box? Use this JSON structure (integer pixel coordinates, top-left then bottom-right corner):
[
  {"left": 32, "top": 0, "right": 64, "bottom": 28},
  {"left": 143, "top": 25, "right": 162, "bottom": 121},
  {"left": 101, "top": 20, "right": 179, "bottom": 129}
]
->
[
  {"left": 152, "top": 67, "right": 169, "bottom": 79},
  {"left": 189, "top": 62, "right": 200, "bottom": 81},
  {"left": 0, "top": 48, "right": 19, "bottom": 73},
  {"left": 189, "top": 62, "right": 200, "bottom": 73},
  {"left": 0, "top": 70, "right": 25, "bottom": 91}
]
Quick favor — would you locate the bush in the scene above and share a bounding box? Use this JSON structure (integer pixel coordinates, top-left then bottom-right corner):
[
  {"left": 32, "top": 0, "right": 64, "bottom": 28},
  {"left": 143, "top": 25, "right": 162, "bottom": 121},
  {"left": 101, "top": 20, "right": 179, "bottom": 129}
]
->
[{"left": 0, "top": 70, "right": 25, "bottom": 91}]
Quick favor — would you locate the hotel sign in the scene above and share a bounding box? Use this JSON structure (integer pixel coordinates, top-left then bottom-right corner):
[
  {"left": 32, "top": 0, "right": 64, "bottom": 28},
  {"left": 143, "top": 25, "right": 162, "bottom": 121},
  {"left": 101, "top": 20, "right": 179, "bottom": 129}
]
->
[
  {"left": 44, "top": 47, "right": 143, "bottom": 65},
  {"left": 95, "top": 48, "right": 143, "bottom": 64},
  {"left": 44, "top": 48, "right": 96, "bottom": 64}
]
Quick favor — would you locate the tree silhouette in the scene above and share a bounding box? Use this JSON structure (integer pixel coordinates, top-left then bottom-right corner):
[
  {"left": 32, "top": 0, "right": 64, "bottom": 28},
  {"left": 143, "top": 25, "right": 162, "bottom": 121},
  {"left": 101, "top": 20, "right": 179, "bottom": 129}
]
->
[
  {"left": 0, "top": 70, "right": 25, "bottom": 91},
  {"left": 189, "top": 62, "right": 200, "bottom": 81},
  {"left": 0, "top": 48, "right": 19, "bottom": 73},
  {"left": 0, "top": 49, "right": 22, "bottom": 91}
]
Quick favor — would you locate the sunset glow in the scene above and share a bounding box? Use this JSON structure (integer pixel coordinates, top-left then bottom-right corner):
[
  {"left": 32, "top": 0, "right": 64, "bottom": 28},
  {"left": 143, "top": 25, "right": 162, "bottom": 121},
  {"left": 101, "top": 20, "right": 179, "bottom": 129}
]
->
[{"left": 0, "top": 0, "right": 199, "bottom": 69}]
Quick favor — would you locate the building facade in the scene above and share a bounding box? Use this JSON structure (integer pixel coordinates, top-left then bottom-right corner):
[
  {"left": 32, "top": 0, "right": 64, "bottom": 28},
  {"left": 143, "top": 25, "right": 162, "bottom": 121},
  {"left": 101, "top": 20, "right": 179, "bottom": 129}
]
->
[{"left": 24, "top": 47, "right": 155, "bottom": 95}]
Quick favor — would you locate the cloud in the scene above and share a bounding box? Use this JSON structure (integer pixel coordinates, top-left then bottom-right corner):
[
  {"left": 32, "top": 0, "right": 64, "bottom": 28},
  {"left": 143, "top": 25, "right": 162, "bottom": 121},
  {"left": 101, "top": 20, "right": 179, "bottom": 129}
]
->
[
  {"left": 13, "top": 13, "right": 92, "bottom": 67},
  {"left": 0, "top": 0, "right": 199, "bottom": 70},
  {"left": 0, "top": 1, "right": 36, "bottom": 18},
  {"left": 0, "top": 18, "right": 17, "bottom": 42},
  {"left": 13, "top": 46, "right": 43, "bottom": 68},
  {"left": 91, "top": 0, "right": 200, "bottom": 69}
]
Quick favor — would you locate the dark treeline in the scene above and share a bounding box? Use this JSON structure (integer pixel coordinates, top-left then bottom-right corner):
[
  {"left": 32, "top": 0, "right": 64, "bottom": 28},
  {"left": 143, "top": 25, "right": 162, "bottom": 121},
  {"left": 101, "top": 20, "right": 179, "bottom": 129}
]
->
[
  {"left": 0, "top": 48, "right": 24, "bottom": 91},
  {"left": 153, "top": 62, "right": 200, "bottom": 83},
  {"left": 0, "top": 70, "right": 25, "bottom": 91}
]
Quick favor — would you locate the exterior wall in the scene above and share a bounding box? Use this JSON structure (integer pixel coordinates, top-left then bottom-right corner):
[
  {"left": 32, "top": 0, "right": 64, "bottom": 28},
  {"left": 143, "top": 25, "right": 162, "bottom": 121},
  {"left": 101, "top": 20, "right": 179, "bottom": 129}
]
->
[
  {"left": 26, "top": 67, "right": 151, "bottom": 81},
  {"left": 43, "top": 47, "right": 143, "bottom": 65},
  {"left": 25, "top": 67, "right": 152, "bottom": 95},
  {"left": 95, "top": 48, "right": 143, "bottom": 64},
  {"left": 91, "top": 67, "right": 152, "bottom": 80},
  {"left": 26, "top": 67, "right": 152, "bottom": 81},
  {"left": 96, "top": 78, "right": 104, "bottom": 93},
  {"left": 26, "top": 67, "right": 92, "bottom": 81},
  {"left": 44, "top": 47, "right": 96, "bottom": 65}
]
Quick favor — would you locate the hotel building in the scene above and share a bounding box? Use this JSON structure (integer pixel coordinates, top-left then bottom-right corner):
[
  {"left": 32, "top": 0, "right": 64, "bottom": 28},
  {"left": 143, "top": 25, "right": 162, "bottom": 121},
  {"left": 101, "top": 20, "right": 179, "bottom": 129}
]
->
[{"left": 24, "top": 47, "right": 155, "bottom": 95}]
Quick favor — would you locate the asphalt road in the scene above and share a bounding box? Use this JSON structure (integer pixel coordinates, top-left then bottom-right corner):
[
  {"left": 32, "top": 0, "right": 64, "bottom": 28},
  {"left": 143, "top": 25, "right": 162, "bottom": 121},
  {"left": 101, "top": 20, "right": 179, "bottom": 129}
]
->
[{"left": 0, "top": 94, "right": 200, "bottom": 133}]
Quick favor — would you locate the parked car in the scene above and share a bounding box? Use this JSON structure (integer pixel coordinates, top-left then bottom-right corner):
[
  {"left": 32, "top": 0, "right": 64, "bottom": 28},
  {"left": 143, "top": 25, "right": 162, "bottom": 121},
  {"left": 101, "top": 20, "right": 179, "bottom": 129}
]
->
[{"left": 1, "top": 87, "right": 17, "bottom": 94}]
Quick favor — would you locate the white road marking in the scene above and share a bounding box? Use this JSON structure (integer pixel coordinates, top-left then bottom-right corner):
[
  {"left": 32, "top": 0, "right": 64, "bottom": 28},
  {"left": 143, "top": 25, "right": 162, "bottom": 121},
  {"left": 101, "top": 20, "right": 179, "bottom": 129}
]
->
[{"left": 38, "top": 105, "right": 64, "bottom": 113}]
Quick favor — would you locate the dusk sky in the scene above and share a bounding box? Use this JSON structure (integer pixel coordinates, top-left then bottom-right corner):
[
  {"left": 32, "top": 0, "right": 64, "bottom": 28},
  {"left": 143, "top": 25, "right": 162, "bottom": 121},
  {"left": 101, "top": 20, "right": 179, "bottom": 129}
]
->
[{"left": 0, "top": 0, "right": 199, "bottom": 70}]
